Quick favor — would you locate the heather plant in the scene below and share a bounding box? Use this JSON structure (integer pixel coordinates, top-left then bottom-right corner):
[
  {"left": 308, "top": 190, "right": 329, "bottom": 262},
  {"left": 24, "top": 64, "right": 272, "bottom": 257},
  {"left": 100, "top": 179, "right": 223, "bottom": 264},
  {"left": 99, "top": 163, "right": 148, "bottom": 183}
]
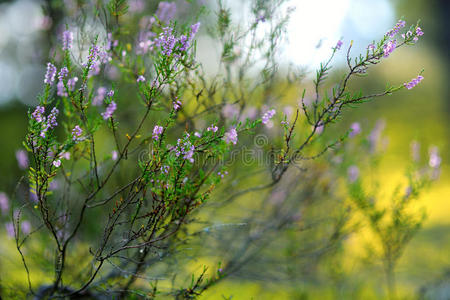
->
[{"left": 0, "top": 0, "right": 436, "bottom": 299}]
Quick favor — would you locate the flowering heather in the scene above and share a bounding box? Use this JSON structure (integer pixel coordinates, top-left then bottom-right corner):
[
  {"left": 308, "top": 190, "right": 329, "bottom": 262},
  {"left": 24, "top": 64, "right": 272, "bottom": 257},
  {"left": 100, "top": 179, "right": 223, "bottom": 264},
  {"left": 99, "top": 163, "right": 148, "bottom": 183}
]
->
[
  {"left": 156, "top": 26, "right": 177, "bottom": 56},
  {"left": 72, "top": 125, "right": 83, "bottom": 141},
  {"left": 62, "top": 30, "right": 73, "bottom": 50},
  {"left": 111, "top": 150, "right": 118, "bottom": 161},
  {"left": 152, "top": 125, "right": 163, "bottom": 140},
  {"left": 107, "top": 90, "right": 114, "bottom": 98},
  {"left": 194, "top": 131, "right": 202, "bottom": 138},
  {"left": 32, "top": 106, "right": 45, "bottom": 123},
  {"left": 53, "top": 159, "right": 61, "bottom": 168},
  {"left": 137, "top": 75, "right": 146, "bottom": 82},
  {"left": 0, "top": 192, "right": 9, "bottom": 215},
  {"left": 261, "top": 109, "right": 276, "bottom": 125},
  {"left": 367, "top": 43, "right": 375, "bottom": 50},
  {"left": 101, "top": 101, "right": 117, "bottom": 120},
  {"left": 161, "top": 165, "right": 169, "bottom": 174},
  {"left": 387, "top": 19, "right": 406, "bottom": 38},
  {"left": 174, "top": 137, "right": 195, "bottom": 163},
  {"left": 383, "top": 39, "right": 396, "bottom": 57},
  {"left": 58, "top": 67, "right": 68, "bottom": 81},
  {"left": 224, "top": 128, "right": 238, "bottom": 145},
  {"left": 349, "top": 122, "right": 361, "bottom": 137},
  {"left": 156, "top": 1, "right": 176, "bottom": 23},
  {"left": 416, "top": 27, "right": 424, "bottom": 36},
  {"left": 429, "top": 146, "right": 441, "bottom": 168},
  {"left": 16, "top": 150, "right": 28, "bottom": 170},
  {"left": 44, "top": 62, "right": 57, "bottom": 84},
  {"left": 207, "top": 125, "right": 218, "bottom": 133},
  {"left": 47, "top": 107, "right": 59, "bottom": 129},
  {"left": 335, "top": 40, "right": 343, "bottom": 50},
  {"left": 60, "top": 151, "right": 71, "bottom": 160},
  {"left": 404, "top": 75, "right": 423, "bottom": 90},
  {"left": 173, "top": 98, "right": 182, "bottom": 111},
  {"left": 218, "top": 171, "right": 228, "bottom": 179}
]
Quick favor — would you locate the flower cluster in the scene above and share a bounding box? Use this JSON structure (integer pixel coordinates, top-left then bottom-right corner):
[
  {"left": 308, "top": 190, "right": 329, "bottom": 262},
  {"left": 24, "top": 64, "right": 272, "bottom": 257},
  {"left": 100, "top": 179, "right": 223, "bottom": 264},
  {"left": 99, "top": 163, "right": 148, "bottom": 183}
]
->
[
  {"left": 32, "top": 106, "right": 59, "bottom": 138},
  {"left": 72, "top": 125, "right": 83, "bottom": 141},
  {"left": 152, "top": 125, "right": 164, "bottom": 140},
  {"left": 349, "top": 122, "right": 361, "bottom": 138},
  {"left": 224, "top": 128, "right": 238, "bottom": 145},
  {"left": 32, "top": 106, "right": 45, "bottom": 123},
  {"left": 101, "top": 101, "right": 117, "bottom": 120},
  {"left": 174, "top": 135, "right": 195, "bottom": 163},
  {"left": 404, "top": 75, "right": 424, "bottom": 90},
  {"left": 62, "top": 30, "right": 73, "bottom": 50},
  {"left": 387, "top": 19, "right": 406, "bottom": 38},
  {"left": 173, "top": 98, "right": 182, "bottom": 111},
  {"left": 383, "top": 40, "right": 397, "bottom": 57},
  {"left": 44, "top": 63, "right": 57, "bottom": 85},
  {"left": 155, "top": 22, "right": 200, "bottom": 57},
  {"left": 261, "top": 109, "right": 276, "bottom": 125},
  {"left": 207, "top": 125, "right": 218, "bottom": 133}
]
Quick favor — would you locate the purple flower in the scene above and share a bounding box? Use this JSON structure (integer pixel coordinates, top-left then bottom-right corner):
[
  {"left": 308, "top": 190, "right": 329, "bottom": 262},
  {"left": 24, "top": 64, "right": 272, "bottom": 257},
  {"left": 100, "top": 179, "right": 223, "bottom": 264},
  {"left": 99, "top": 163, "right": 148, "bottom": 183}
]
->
[
  {"left": 0, "top": 192, "right": 9, "bottom": 215},
  {"left": 416, "top": 27, "right": 424, "bottom": 36},
  {"left": 60, "top": 151, "right": 71, "bottom": 160},
  {"left": 156, "top": 2, "right": 177, "bottom": 23},
  {"left": 47, "top": 107, "right": 59, "bottom": 129},
  {"left": 429, "top": 146, "right": 441, "bottom": 168},
  {"left": 112, "top": 150, "right": 119, "bottom": 161},
  {"left": 16, "top": 150, "right": 29, "bottom": 170},
  {"left": 367, "top": 43, "right": 375, "bottom": 51},
  {"left": 101, "top": 101, "right": 117, "bottom": 120},
  {"left": 137, "top": 75, "right": 146, "bottom": 82},
  {"left": 383, "top": 40, "right": 396, "bottom": 57},
  {"left": 173, "top": 98, "right": 182, "bottom": 111},
  {"left": 58, "top": 67, "right": 68, "bottom": 81},
  {"left": 161, "top": 165, "right": 169, "bottom": 174},
  {"left": 224, "top": 127, "right": 238, "bottom": 145},
  {"left": 152, "top": 125, "right": 164, "bottom": 140},
  {"left": 156, "top": 26, "right": 177, "bottom": 56},
  {"left": 44, "top": 62, "right": 57, "bottom": 85},
  {"left": 217, "top": 171, "right": 228, "bottom": 179},
  {"left": 107, "top": 90, "right": 114, "bottom": 98},
  {"left": 207, "top": 125, "right": 218, "bottom": 133},
  {"left": 191, "top": 22, "right": 201, "bottom": 36},
  {"left": 62, "top": 30, "right": 73, "bottom": 50},
  {"left": 349, "top": 122, "right": 361, "bottom": 138},
  {"left": 387, "top": 19, "right": 406, "bottom": 38},
  {"left": 21, "top": 221, "right": 31, "bottom": 235},
  {"left": 87, "top": 44, "right": 99, "bottom": 63},
  {"left": 5, "top": 222, "right": 15, "bottom": 238},
  {"left": 336, "top": 40, "right": 343, "bottom": 50},
  {"left": 32, "top": 106, "right": 45, "bottom": 123},
  {"left": 404, "top": 75, "right": 423, "bottom": 90},
  {"left": 194, "top": 132, "right": 202, "bottom": 138},
  {"left": 72, "top": 125, "right": 83, "bottom": 141},
  {"left": 347, "top": 165, "right": 359, "bottom": 183},
  {"left": 261, "top": 109, "right": 276, "bottom": 125},
  {"left": 53, "top": 159, "right": 61, "bottom": 168}
]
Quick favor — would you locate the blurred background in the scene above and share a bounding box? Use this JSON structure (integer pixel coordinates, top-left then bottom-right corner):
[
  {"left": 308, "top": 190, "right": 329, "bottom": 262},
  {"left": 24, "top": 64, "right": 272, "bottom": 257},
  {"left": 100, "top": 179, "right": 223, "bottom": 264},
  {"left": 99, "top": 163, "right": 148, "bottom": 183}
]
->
[{"left": 0, "top": 0, "right": 448, "bottom": 299}]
